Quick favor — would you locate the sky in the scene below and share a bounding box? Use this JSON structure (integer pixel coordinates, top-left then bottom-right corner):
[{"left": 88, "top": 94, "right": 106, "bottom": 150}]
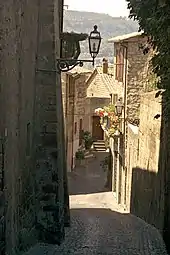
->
[{"left": 64, "top": 0, "right": 130, "bottom": 17}]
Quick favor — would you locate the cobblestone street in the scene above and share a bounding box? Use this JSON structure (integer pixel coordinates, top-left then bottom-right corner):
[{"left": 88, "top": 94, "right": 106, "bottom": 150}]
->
[{"left": 25, "top": 152, "right": 168, "bottom": 255}]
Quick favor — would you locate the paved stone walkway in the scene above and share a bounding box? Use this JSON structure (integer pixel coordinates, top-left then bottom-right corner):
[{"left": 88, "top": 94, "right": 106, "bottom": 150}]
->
[{"left": 25, "top": 152, "right": 168, "bottom": 255}]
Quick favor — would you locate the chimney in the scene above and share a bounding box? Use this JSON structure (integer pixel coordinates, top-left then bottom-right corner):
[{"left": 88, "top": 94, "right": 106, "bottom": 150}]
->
[{"left": 103, "top": 58, "right": 108, "bottom": 74}]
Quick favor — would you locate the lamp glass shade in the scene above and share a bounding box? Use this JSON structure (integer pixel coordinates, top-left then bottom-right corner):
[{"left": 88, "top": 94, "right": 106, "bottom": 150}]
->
[
  {"left": 89, "top": 25, "right": 101, "bottom": 59},
  {"left": 115, "top": 100, "right": 123, "bottom": 116}
]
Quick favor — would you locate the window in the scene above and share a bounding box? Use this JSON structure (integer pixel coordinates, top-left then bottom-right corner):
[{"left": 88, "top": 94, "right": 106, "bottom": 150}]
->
[
  {"left": 74, "top": 122, "right": 77, "bottom": 134},
  {"left": 115, "top": 47, "right": 125, "bottom": 82}
]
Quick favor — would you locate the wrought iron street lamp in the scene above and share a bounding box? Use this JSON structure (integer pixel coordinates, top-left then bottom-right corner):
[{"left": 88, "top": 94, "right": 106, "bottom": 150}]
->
[
  {"left": 56, "top": 25, "right": 102, "bottom": 72},
  {"left": 89, "top": 25, "right": 102, "bottom": 65},
  {"left": 115, "top": 98, "right": 124, "bottom": 117}
]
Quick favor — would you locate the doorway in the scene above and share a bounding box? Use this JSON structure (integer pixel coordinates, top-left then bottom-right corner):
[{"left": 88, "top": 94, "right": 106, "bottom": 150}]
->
[{"left": 92, "top": 116, "right": 104, "bottom": 140}]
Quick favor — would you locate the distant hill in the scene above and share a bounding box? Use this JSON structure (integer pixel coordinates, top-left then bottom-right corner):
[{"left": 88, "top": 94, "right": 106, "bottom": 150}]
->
[{"left": 63, "top": 10, "right": 139, "bottom": 67}]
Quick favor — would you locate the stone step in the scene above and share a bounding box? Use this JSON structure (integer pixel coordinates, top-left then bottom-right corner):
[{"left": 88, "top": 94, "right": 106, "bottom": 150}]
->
[
  {"left": 93, "top": 144, "right": 106, "bottom": 148},
  {"left": 93, "top": 139, "right": 106, "bottom": 152},
  {"left": 93, "top": 141, "right": 105, "bottom": 146},
  {"left": 93, "top": 148, "right": 106, "bottom": 152}
]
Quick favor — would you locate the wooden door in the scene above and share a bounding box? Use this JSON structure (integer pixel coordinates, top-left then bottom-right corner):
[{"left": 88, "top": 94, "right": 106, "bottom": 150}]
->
[{"left": 92, "top": 116, "right": 103, "bottom": 140}]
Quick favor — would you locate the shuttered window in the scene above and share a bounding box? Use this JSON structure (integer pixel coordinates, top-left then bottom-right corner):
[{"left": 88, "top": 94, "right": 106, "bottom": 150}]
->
[{"left": 115, "top": 47, "right": 124, "bottom": 82}]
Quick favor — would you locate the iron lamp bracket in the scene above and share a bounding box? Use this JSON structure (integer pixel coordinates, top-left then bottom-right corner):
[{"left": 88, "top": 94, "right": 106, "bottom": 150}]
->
[{"left": 56, "top": 58, "right": 94, "bottom": 72}]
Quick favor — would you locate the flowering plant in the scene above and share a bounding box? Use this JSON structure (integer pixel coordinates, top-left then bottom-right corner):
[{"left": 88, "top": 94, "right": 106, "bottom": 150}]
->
[
  {"left": 95, "top": 104, "right": 120, "bottom": 136},
  {"left": 94, "top": 108, "right": 105, "bottom": 117}
]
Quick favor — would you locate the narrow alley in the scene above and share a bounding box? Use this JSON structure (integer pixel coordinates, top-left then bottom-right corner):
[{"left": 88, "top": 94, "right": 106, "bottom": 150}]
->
[{"left": 25, "top": 152, "right": 168, "bottom": 255}]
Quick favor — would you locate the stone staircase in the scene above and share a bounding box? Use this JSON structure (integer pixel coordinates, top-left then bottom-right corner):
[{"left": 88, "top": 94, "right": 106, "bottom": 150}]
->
[{"left": 93, "top": 140, "right": 106, "bottom": 152}]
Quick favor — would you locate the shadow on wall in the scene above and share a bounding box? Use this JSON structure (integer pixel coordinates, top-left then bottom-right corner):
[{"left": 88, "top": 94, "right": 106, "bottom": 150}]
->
[
  {"left": 130, "top": 167, "right": 163, "bottom": 230},
  {"left": 130, "top": 91, "right": 170, "bottom": 253}
]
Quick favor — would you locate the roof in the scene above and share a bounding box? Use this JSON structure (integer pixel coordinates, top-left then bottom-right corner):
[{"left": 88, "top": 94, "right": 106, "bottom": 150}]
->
[
  {"left": 108, "top": 31, "right": 143, "bottom": 43},
  {"left": 86, "top": 66, "right": 123, "bottom": 98}
]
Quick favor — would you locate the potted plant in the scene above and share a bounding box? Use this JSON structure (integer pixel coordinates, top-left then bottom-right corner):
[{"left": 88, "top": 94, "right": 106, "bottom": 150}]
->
[
  {"left": 82, "top": 131, "right": 93, "bottom": 150},
  {"left": 75, "top": 149, "right": 85, "bottom": 167}
]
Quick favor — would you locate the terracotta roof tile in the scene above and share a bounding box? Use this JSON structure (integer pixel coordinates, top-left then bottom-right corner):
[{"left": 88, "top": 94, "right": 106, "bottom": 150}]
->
[{"left": 86, "top": 67, "right": 123, "bottom": 98}]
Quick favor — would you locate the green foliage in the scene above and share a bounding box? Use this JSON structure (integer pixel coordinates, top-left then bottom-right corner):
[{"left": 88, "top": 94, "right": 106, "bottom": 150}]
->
[
  {"left": 82, "top": 131, "right": 93, "bottom": 149},
  {"left": 126, "top": 0, "right": 170, "bottom": 119},
  {"left": 75, "top": 149, "right": 85, "bottom": 160},
  {"left": 108, "top": 127, "right": 117, "bottom": 137},
  {"left": 103, "top": 104, "right": 115, "bottom": 113}
]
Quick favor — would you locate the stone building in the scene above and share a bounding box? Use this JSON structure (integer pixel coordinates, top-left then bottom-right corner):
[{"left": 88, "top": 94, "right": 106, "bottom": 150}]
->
[
  {"left": 108, "top": 31, "right": 170, "bottom": 251},
  {"left": 62, "top": 68, "right": 92, "bottom": 171},
  {"left": 62, "top": 61, "right": 123, "bottom": 171},
  {"left": 0, "top": 0, "right": 69, "bottom": 254},
  {"left": 108, "top": 32, "right": 149, "bottom": 208},
  {"left": 86, "top": 61, "right": 123, "bottom": 141}
]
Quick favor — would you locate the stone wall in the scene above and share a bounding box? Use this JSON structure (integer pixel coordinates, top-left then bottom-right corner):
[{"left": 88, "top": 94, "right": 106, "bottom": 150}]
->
[
  {"left": 0, "top": 1, "right": 39, "bottom": 253},
  {"left": 65, "top": 72, "right": 91, "bottom": 171},
  {"left": 0, "top": 0, "right": 68, "bottom": 254},
  {"left": 129, "top": 91, "right": 164, "bottom": 232},
  {"left": 61, "top": 73, "right": 67, "bottom": 131},
  {"left": 66, "top": 75, "right": 76, "bottom": 171},
  {"left": 35, "top": 0, "right": 58, "bottom": 147},
  {"left": 72, "top": 74, "right": 88, "bottom": 166},
  {"left": 126, "top": 37, "right": 148, "bottom": 122}
]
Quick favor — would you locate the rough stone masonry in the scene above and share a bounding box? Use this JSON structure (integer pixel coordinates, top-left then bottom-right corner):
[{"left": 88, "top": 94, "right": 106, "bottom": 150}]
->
[{"left": 0, "top": 0, "right": 69, "bottom": 254}]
